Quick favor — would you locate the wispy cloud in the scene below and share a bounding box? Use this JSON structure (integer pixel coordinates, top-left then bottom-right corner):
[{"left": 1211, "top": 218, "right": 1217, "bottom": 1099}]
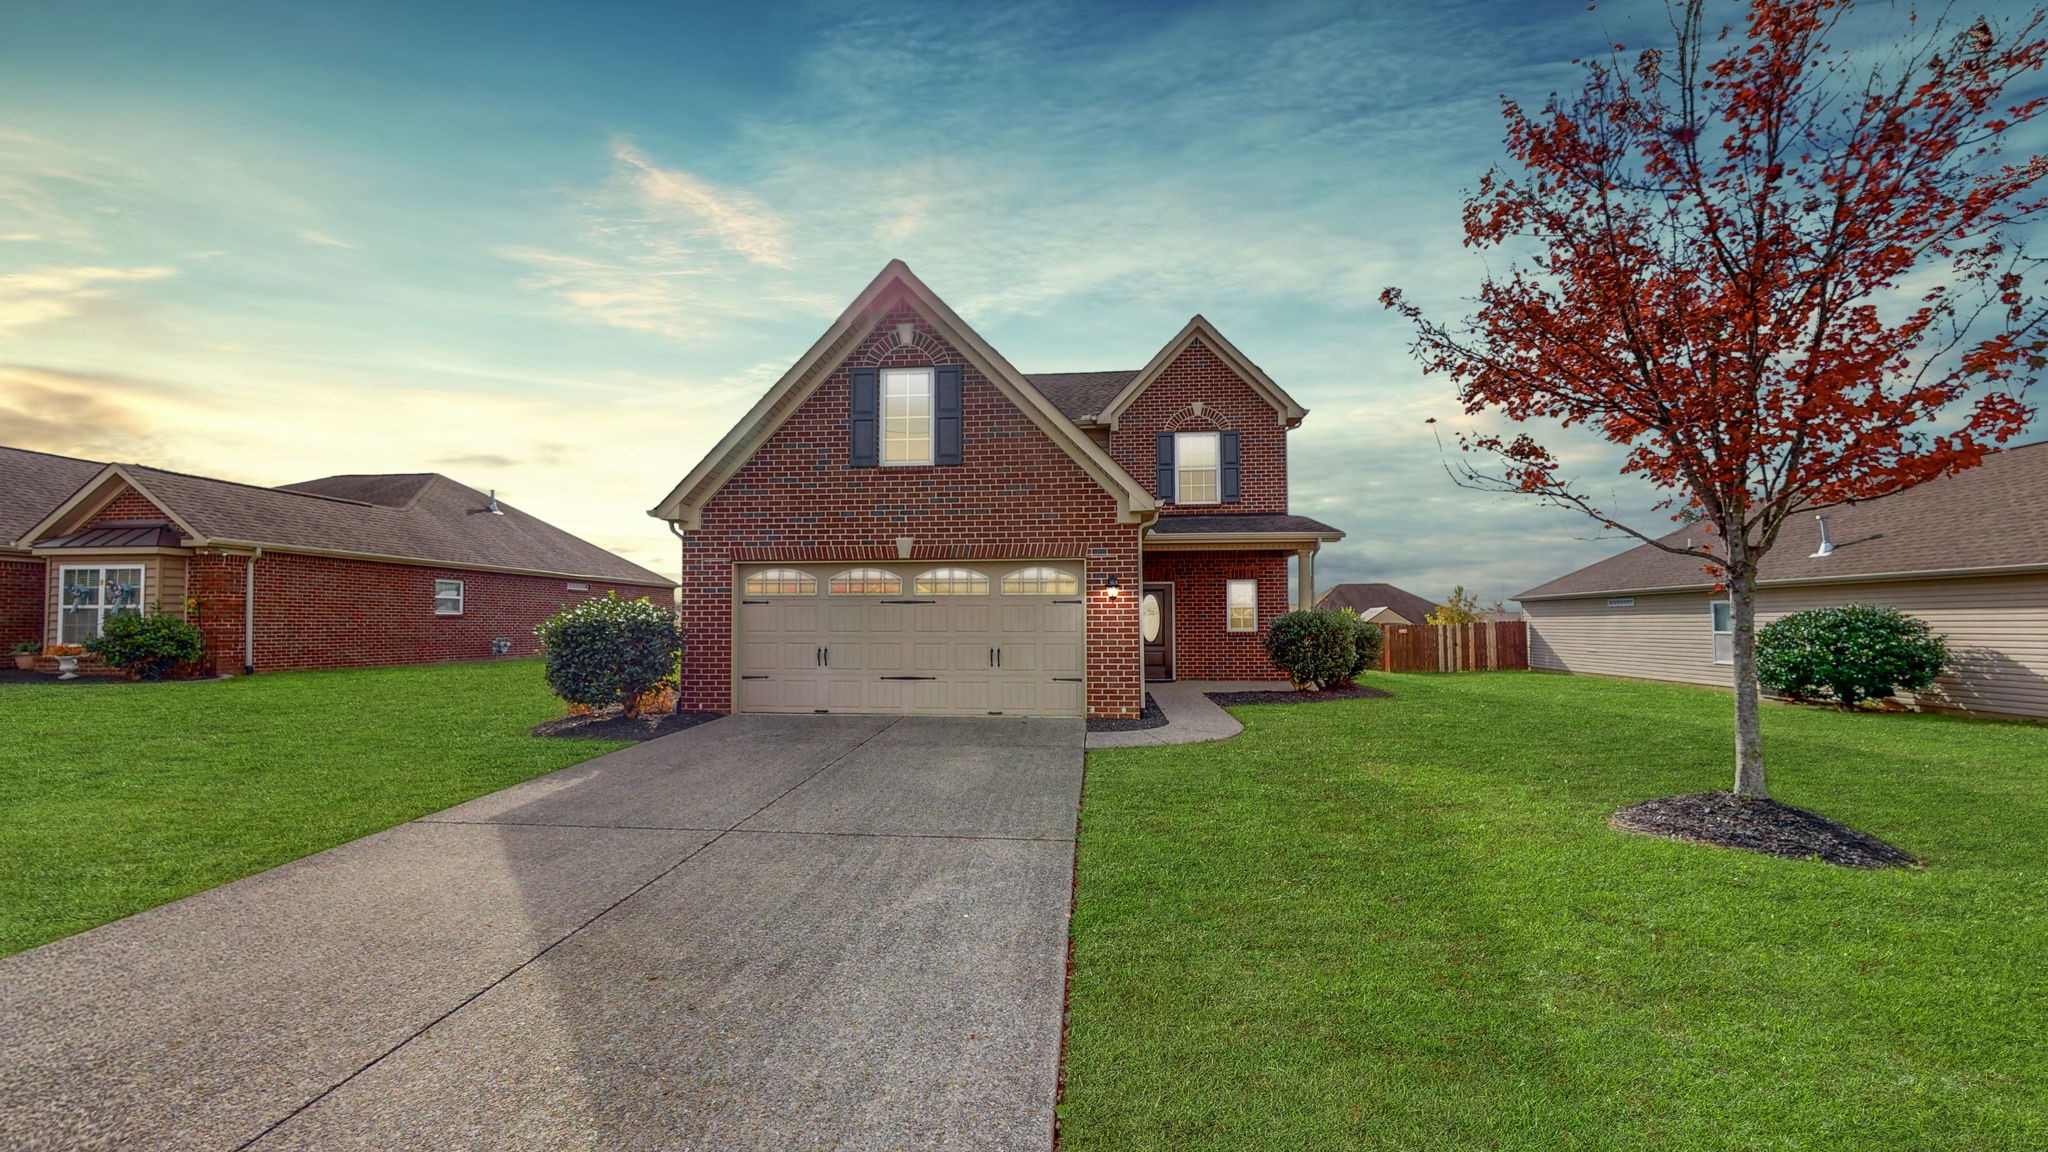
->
[
  {"left": 0, "top": 265, "right": 174, "bottom": 333},
  {"left": 294, "top": 228, "right": 356, "bottom": 249},
  {"left": 612, "top": 140, "right": 790, "bottom": 267}
]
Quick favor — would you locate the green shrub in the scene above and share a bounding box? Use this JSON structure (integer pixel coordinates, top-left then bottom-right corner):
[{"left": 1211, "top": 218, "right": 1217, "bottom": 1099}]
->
[
  {"left": 535, "top": 593, "right": 684, "bottom": 716},
  {"left": 1346, "top": 613, "right": 1385, "bottom": 680},
  {"left": 84, "top": 611, "right": 204, "bottom": 679},
  {"left": 1755, "top": 603, "right": 1948, "bottom": 709},
  {"left": 1264, "top": 609, "right": 1360, "bottom": 691},
  {"left": 9, "top": 639, "right": 40, "bottom": 656}
]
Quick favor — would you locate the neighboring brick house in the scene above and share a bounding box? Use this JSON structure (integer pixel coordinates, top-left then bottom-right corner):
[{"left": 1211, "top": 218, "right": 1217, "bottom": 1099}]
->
[
  {"left": 4, "top": 451, "right": 673, "bottom": 676},
  {"left": 651, "top": 261, "right": 1344, "bottom": 719},
  {"left": 1, "top": 447, "right": 108, "bottom": 649}
]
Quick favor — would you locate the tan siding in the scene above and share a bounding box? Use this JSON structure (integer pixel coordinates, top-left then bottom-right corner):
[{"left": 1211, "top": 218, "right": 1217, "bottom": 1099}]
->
[{"left": 1526, "top": 573, "right": 2048, "bottom": 719}]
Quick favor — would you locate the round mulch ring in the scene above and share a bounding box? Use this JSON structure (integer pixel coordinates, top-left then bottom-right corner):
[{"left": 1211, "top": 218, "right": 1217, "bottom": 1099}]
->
[
  {"left": 1204, "top": 683, "right": 1393, "bottom": 707},
  {"left": 1611, "top": 792, "right": 1917, "bottom": 869},
  {"left": 532, "top": 710, "right": 725, "bottom": 742}
]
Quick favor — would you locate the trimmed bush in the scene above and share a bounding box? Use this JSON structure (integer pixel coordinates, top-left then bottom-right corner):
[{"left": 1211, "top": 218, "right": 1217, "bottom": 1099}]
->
[
  {"left": 1264, "top": 609, "right": 1360, "bottom": 691},
  {"left": 535, "top": 593, "right": 685, "bottom": 717},
  {"left": 1755, "top": 603, "right": 1948, "bottom": 709},
  {"left": 1346, "top": 613, "right": 1385, "bottom": 681},
  {"left": 84, "top": 612, "right": 204, "bottom": 680}
]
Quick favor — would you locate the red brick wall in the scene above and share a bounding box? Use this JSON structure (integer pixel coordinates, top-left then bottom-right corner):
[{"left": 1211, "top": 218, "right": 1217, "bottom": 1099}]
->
[
  {"left": 186, "top": 550, "right": 673, "bottom": 676},
  {"left": 79, "top": 488, "right": 180, "bottom": 526},
  {"left": 1, "top": 558, "right": 44, "bottom": 648},
  {"left": 1110, "top": 338, "right": 1290, "bottom": 515},
  {"left": 1144, "top": 550, "right": 1291, "bottom": 681},
  {"left": 679, "top": 294, "right": 1145, "bottom": 718}
]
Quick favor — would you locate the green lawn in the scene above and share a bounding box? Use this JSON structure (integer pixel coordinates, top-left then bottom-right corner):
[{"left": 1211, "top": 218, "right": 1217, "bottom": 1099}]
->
[
  {"left": 0, "top": 660, "right": 624, "bottom": 956},
  {"left": 1063, "top": 672, "right": 2048, "bottom": 1151}
]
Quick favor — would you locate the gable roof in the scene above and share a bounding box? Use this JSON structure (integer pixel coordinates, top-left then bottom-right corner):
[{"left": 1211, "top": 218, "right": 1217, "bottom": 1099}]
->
[
  {"left": 650, "top": 260, "right": 1158, "bottom": 529},
  {"left": 0, "top": 446, "right": 107, "bottom": 552},
  {"left": 1316, "top": 582, "right": 1439, "bottom": 622},
  {"left": 1025, "top": 371, "right": 1139, "bottom": 423},
  {"left": 1094, "top": 315, "right": 1308, "bottom": 431},
  {"left": 1518, "top": 441, "right": 2048, "bottom": 600},
  {"left": 26, "top": 463, "right": 671, "bottom": 586}
]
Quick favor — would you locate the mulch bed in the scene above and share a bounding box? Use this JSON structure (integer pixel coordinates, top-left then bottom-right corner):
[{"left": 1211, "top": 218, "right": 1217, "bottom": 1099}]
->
[
  {"left": 532, "top": 709, "right": 726, "bottom": 741},
  {"left": 1086, "top": 694, "right": 1167, "bottom": 733},
  {"left": 1204, "top": 683, "right": 1394, "bottom": 707},
  {"left": 1611, "top": 792, "right": 1918, "bottom": 869}
]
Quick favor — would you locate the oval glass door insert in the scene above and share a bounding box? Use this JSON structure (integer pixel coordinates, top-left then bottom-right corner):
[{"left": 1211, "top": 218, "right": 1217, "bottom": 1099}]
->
[{"left": 1140, "top": 592, "right": 1162, "bottom": 643}]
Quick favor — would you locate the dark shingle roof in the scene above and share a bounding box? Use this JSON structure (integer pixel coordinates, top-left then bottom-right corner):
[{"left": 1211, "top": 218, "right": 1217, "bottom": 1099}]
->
[
  {"left": 1315, "top": 582, "right": 1439, "bottom": 622},
  {"left": 1147, "top": 513, "right": 1345, "bottom": 539},
  {"left": 42, "top": 465, "right": 671, "bottom": 587},
  {"left": 1024, "top": 371, "right": 1136, "bottom": 422},
  {"left": 0, "top": 446, "right": 106, "bottom": 551},
  {"left": 1519, "top": 441, "right": 2048, "bottom": 599},
  {"left": 279, "top": 473, "right": 438, "bottom": 508}
]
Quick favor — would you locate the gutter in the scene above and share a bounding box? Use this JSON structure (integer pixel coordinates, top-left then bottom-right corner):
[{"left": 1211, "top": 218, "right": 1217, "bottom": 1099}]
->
[{"left": 198, "top": 539, "right": 667, "bottom": 588}]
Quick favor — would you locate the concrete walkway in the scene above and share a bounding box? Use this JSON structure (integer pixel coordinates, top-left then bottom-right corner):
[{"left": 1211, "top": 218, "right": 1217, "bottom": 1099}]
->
[
  {"left": 0, "top": 714, "right": 1083, "bottom": 1152},
  {"left": 1085, "top": 679, "right": 1287, "bottom": 748}
]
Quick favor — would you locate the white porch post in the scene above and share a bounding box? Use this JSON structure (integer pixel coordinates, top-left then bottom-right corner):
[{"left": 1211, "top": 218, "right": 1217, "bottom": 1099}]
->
[{"left": 1297, "top": 547, "right": 1316, "bottom": 610}]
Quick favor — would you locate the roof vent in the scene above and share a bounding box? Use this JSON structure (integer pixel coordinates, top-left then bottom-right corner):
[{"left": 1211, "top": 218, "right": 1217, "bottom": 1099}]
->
[
  {"left": 1810, "top": 514, "right": 1833, "bottom": 558},
  {"left": 486, "top": 490, "right": 503, "bottom": 516}
]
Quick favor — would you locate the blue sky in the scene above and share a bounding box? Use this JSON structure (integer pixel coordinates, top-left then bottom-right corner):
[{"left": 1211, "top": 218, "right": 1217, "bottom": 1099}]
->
[{"left": 4, "top": 0, "right": 2012, "bottom": 605}]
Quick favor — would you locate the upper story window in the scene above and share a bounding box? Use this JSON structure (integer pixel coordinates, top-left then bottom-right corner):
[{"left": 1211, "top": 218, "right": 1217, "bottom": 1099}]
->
[
  {"left": 1175, "top": 431, "right": 1220, "bottom": 504},
  {"left": 882, "top": 368, "right": 934, "bottom": 466},
  {"left": 745, "top": 568, "right": 817, "bottom": 596},
  {"left": 1711, "top": 601, "right": 1733, "bottom": 664},
  {"left": 59, "top": 565, "right": 144, "bottom": 646},
  {"left": 829, "top": 568, "right": 901, "bottom": 595}
]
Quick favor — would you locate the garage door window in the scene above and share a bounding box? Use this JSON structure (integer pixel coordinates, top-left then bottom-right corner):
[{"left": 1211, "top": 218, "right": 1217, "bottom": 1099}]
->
[
  {"left": 829, "top": 568, "right": 901, "bottom": 595},
  {"left": 913, "top": 567, "right": 989, "bottom": 595},
  {"left": 1001, "top": 566, "right": 1078, "bottom": 595},
  {"left": 744, "top": 568, "right": 817, "bottom": 596}
]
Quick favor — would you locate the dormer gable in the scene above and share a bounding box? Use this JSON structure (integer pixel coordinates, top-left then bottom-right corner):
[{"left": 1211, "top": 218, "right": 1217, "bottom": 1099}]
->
[{"left": 1095, "top": 316, "right": 1306, "bottom": 431}]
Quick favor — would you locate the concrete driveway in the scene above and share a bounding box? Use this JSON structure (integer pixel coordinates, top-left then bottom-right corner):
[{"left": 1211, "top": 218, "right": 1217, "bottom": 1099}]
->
[{"left": 0, "top": 714, "right": 1084, "bottom": 1151}]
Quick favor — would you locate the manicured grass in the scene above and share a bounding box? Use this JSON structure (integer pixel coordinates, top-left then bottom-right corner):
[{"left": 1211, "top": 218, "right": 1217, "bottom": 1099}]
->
[
  {"left": 0, "top": 660, "right": 625, "bottom": 956},
  {"left": 1063, "top": 673, "right": 2048, "bottom": 1151}
]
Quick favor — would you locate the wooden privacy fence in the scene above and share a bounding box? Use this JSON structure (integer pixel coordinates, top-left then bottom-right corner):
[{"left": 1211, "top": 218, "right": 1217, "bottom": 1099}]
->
[{"left": 1379, "top": 621, "right": 1529, "bottom": 673}]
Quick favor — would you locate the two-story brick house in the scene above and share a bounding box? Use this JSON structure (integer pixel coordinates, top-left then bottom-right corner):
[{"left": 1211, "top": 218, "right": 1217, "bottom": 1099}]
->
[{"left": 652, "top": 261, "right": 1344, "bottom": 719}]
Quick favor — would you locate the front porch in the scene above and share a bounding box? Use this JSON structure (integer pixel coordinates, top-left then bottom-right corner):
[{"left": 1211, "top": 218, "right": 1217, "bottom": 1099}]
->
[{"left": 1140, "top": 512, "right": 1343, "bottom": 683}]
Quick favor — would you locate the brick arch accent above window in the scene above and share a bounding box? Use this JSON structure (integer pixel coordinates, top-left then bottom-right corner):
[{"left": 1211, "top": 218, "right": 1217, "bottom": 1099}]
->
[
  {"left": 1163, "top": 403, "right": 1232, "bottom": 432},
  {"left": 854, "top": 324, "right": 950, "bottom": 366}
]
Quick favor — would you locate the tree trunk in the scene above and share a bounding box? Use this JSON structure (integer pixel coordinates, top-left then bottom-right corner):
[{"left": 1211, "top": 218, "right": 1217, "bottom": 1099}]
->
[{"left": 1729, "top": 566, "right": 1768, "bottom": 800}]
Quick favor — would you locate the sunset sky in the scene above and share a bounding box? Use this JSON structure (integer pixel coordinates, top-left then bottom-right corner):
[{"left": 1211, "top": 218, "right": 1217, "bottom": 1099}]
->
[{"left": 2, "top": 0, "right": 2037, "bottom": 605}]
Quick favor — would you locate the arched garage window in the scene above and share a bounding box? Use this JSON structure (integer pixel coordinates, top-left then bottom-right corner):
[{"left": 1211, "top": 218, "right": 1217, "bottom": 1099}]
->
[
  {"left": 829, "top": 568, "right": 902, "bottom": 595},
  {"left": 743, "top": 568, "right": 816, "bottom": 596},
  {"left": 1001, "top": 566, "right": 1078, "bottom": 595},
  {"left": 913, "top": 567, "right": 990, "bottom": 595}
]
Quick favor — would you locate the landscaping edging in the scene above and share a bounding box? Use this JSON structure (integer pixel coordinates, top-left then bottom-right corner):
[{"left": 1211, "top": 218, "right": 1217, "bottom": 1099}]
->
[{"left": 1611, "top": 792, "right": 1918, "bottom": 869}]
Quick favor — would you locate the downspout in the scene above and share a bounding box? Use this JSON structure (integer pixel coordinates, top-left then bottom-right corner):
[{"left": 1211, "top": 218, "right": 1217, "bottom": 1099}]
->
[
  {"left": 667, "top": 520, "right": 686, "bottom": 715},
  {"left": 243, "top": 547, "right": 261, "bottom": 675}
]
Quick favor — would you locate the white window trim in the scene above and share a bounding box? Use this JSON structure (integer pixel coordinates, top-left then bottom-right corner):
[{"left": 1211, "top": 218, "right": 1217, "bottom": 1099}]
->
[
  {"left": 1226, "top": 579, "right": 1257, "bottom": 633},
  {"left": 1174, "top": 431, "right": 1221, "bottom": 506},
  {"left": 881, "top": 367, "right": 935, "bottom": 467},
  {"left": 58, "top": 564, "right": 146, "bottom": 644},
  {"left": 435, "top": 579, "right": 465, "bottom": 616},
  {"left": 1710, "top": 599, "right": 1733, "bottom": 665}
]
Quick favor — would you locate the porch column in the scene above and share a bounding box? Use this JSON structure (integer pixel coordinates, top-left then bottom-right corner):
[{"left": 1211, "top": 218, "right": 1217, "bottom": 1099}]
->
[{"left": 1297, "top": 547, "right": 1316, "bottom": 610}]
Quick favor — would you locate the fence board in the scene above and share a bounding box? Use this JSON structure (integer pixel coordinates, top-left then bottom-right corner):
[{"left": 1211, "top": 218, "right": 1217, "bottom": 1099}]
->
[{"left": 1378, "top": 621, "right": 1528, "bottom": 673}]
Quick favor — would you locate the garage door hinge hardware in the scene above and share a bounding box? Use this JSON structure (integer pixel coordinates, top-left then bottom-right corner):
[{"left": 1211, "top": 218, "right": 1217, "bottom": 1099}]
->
[
  {"left": 740, "top": 675, "right": 770, "bottom": 680},
  {"left": 880, "top": 598, "right": 936, "bottom": 605},
  {"left": 879, "top": 675, "right": 938, "bottom": 681},
  {"left": 741, "top": 599, "right": 770, "bottom": 605},
  {"left": 1053, "top": 677, "right": 1082, "bottom": 682},
  {"left": 1053, "top": 598, "right": 1082, "bottom": 604}
]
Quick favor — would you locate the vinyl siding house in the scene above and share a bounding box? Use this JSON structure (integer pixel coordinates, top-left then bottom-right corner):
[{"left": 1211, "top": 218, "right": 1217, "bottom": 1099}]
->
[
  {"left": 3, "top": 446, "right": 674, "bottom": 676},
  {"left": 1518, "top": 442, "right": 2048, "bottom": 720},
  {"left": 652, "top": 261, "right": 1345, "bottom": 719}
]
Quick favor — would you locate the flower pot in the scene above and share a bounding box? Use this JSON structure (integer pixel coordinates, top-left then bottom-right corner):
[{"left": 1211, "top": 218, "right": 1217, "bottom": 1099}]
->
[
  {"left": 12, "top": 653, "right": 32, "bottom": 671},
  {"left": 55, "top": 655, "right": 80, "bottom": 680}
]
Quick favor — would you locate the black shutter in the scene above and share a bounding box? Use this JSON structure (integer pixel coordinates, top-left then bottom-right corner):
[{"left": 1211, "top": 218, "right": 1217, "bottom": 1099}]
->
[
  {"left": 934, "top": 365, "right": 963, "bottom": 466},
  {"left": 848, "top": 368, "right": 879, "bottom": 468},
  {"left": 1220, "top": 430, "right": 1241, "bottom": 503},
  {"left": 1155, "top": 432, "right": 1176, "bottom": 502}
]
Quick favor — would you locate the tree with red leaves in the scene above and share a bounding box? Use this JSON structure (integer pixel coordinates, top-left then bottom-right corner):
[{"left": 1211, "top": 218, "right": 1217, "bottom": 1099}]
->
[{"left": 1383, "top": 0, "right": 2048, "bottom": 799}]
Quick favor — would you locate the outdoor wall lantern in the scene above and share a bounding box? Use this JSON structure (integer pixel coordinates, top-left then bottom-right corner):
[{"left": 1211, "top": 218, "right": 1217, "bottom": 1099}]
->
[{"left": 1103, "top": 574, "right": 1121, "bottom": 598}]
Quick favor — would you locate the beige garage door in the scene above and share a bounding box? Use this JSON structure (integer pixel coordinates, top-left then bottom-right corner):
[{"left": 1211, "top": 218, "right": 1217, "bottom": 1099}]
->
[{"left": 736, "top": 561, "right": 1086, "bottom": 717}]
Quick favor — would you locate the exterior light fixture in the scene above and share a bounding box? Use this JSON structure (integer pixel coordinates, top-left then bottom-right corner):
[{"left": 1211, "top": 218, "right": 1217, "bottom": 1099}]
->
[{"left": 1104, "top": 574, "right": 1121, "bottom": 598}]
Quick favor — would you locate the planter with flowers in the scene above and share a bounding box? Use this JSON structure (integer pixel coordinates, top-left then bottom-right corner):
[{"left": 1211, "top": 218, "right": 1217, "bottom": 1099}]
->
[{"left": 10, "top": 640, "right": 38, "bottom": 671}]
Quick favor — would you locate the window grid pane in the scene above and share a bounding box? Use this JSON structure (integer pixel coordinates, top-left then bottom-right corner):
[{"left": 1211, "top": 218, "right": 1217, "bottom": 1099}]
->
[
  {"left": 1176, "top": 431, "right": 1221, "bottom": 504},
  {"left": 1227, "top": 579, "right": 1257, "bottom": 632},
  {"left": 913, "top": 567, "right": 989, "bottom": 595},
  {"left": 882, "top": 369, "right": 933, "bottom": 465},
  {"left": 829, "top": 568, "right": 902, "bottom": 595},
  {"left": 1000, "top": 567, "right": 1078, "bottom": 595},
  {"left": 745, "top": 569, "right": 818, "bottom": 596}
]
